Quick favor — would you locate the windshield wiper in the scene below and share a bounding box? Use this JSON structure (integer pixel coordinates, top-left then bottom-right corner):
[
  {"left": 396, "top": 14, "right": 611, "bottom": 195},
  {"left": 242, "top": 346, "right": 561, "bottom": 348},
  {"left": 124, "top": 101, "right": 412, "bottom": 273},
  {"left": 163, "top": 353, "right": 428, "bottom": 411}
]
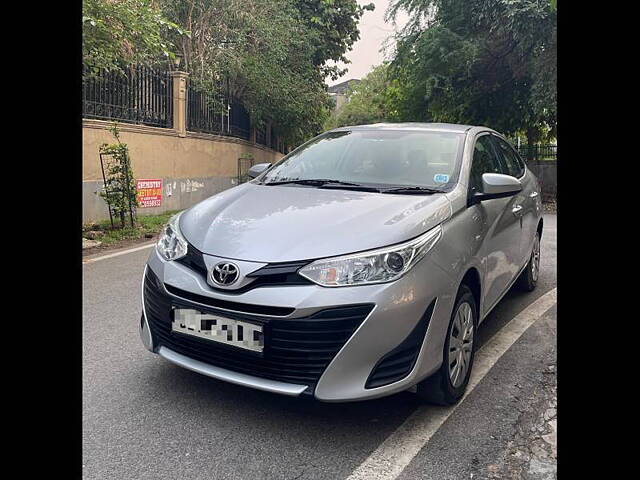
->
[
  {"left": 318, "top": 182, "right": 383, "bottom": 192},
  {"left": 263, "top": 179, "right": 381, "bottom": 191},
  {"left": 263, "top": 178, "right": 359, "bottom": 186},
  {"left": 263, "top": 179, "right": 444, "bottom": 194},
  {"left": 380, "top": 186, "right": 445, "bottom": 195}
]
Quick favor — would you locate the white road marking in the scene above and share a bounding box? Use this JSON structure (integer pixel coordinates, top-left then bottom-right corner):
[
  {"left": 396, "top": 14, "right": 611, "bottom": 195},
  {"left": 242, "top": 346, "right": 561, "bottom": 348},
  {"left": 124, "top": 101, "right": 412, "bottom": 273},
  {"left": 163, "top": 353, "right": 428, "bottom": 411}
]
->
[
  {"left": 83, "top": 242, "right": 156, "bottom": 264},
  {"left": 345, "top": 287, "right": 557, "bottom": 480}
]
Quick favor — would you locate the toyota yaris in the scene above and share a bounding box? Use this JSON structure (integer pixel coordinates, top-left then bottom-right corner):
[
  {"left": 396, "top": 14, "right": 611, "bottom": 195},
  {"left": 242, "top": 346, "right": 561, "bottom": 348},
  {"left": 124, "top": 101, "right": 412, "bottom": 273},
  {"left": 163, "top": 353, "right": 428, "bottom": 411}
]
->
[{"left": 141, "top": 123, "right": 542, "bottom": 404}]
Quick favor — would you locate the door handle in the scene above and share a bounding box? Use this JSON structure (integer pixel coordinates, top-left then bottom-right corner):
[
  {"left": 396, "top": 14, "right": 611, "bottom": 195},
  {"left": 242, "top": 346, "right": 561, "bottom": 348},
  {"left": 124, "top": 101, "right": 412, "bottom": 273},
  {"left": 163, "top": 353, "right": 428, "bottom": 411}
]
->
[
  {"left": 529, "top": 191, "right": 539, "bottom": 198},
  {"left": 512, "top": 205, "right": 524, "bottom": 216}
]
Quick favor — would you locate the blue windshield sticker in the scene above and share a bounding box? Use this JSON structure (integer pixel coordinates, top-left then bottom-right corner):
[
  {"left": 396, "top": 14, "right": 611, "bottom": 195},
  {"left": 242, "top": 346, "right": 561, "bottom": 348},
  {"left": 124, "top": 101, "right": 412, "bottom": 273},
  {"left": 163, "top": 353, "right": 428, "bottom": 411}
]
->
[{"left": 434, "top": 174, "right": 449, "bottom": 183}]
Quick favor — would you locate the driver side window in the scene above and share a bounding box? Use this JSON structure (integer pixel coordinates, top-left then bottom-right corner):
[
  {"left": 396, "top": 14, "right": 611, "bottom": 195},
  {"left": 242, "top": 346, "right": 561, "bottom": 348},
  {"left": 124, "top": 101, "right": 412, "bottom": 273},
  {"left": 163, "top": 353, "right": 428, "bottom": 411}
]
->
[
  {"left": 469, "top": 135, "right": 503, "bottom": 194},
  {"left": 493, "top": 136, "right": 525, "bottom": 178}
]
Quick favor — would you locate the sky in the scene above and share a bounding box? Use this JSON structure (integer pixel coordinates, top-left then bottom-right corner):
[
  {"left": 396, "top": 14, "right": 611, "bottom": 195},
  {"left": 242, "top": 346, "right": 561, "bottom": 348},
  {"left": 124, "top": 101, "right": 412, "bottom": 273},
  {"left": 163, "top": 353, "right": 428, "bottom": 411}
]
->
[{"left": 326, "top": 1, "right": 409, "bottom": 86}]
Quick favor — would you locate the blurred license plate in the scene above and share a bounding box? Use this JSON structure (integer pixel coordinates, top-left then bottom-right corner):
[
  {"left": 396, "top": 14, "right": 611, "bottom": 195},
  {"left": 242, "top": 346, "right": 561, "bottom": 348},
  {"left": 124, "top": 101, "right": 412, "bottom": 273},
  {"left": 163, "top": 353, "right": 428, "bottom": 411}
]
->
[{"left": 172, "top": 308, "right": 264, "bottom": 353}]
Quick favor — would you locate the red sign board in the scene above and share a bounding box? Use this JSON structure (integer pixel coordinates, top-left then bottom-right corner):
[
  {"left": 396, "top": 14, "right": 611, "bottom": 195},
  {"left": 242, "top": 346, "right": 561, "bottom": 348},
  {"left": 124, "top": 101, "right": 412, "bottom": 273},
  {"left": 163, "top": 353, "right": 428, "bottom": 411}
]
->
[{"left": 136, "top": 179, "right": 163, "bottom": 208}]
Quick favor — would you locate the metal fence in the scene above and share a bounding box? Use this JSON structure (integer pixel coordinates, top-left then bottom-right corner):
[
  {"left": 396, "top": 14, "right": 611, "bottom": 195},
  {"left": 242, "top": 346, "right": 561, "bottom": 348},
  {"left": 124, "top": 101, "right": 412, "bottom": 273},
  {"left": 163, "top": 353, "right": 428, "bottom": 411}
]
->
[
  {"left": 83, "top": 66, "right": 288, "bottom": 152},
  {"left": 187, "top": 85, "right": 250, "bottom": 141},
  {"left": 515, "top": 144, "right": 557, "bottom": 162},
  {"left": 255, "top": 127, "right": 266, "bottom": 146},
  {"left": 82, "top": 66, "right": 173, "bottom": 128}
]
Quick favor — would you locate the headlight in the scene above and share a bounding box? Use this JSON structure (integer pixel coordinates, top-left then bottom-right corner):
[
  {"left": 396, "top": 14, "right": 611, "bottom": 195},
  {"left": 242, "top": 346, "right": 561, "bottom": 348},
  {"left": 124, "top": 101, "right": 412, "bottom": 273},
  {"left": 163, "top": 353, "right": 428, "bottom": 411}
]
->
[
  {"left": 298, "top": 225, "right": 442, "bottom": 287},
  {"left": 156, "top": 212, "right": 188, "bottom": 261}
]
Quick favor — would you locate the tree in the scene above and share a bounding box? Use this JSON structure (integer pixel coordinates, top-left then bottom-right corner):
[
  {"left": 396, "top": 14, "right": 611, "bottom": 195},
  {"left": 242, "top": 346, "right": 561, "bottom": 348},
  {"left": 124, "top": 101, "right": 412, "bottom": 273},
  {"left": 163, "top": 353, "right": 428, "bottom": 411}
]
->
[
  {"left": 159, "top": 0, "right": 371, "bottom": 146},
  {"left": 325, "top": 64, "right": 402, "bottom": 128},
  {"left": 294, "top": 0, "right": 375, "bottom": 81},
  {"left": 82, "top": 0, "right": 185, "bottom": 76},
  {"left": 83, "top": 0, "right": 372, "bottom": 145},
  {"left": 387, "top": 0, "right": 557, "bottom": 149}
]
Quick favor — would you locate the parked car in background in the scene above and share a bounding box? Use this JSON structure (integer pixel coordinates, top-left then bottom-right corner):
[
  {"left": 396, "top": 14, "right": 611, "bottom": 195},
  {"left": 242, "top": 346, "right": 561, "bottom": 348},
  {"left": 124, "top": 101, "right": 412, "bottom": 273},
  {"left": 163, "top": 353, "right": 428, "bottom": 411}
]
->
[{"left": 140, "top": 123, "right": 543, "bottom": 404}]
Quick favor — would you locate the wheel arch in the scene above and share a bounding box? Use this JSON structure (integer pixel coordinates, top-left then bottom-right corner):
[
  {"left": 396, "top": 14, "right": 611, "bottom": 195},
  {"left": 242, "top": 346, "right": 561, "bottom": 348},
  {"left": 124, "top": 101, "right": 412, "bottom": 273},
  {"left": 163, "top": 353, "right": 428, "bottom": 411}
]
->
[
  {"left": 459, "top": 267, "right": 481, "bottom": 318},
  {"left": 537, "top": 218, "right": 544, "bottom": 238}
]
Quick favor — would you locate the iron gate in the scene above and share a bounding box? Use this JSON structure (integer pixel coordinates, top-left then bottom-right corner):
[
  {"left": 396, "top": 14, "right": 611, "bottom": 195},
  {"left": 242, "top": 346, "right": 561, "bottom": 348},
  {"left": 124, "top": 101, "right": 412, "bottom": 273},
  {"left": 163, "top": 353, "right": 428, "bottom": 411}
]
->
[{"left": 237, "top": 156, "right": 257, "bottom": 184}]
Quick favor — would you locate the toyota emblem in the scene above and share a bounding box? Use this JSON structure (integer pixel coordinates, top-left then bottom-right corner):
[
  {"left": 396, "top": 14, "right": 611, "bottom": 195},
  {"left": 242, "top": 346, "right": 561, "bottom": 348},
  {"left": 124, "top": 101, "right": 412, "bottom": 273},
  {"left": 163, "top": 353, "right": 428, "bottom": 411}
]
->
[{"left": 211, "top": 262, "right": 240, "bottom": 286}]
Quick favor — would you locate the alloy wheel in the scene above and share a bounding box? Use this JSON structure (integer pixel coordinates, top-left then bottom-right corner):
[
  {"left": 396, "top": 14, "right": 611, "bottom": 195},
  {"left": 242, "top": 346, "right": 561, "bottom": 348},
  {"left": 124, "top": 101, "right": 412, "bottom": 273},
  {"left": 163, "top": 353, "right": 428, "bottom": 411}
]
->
[
  {"left": 531, "top": 235, "right": 541, "bottom": 282},
  {"left": 448, "top": 302, "right": 474, "bottom": 388}
]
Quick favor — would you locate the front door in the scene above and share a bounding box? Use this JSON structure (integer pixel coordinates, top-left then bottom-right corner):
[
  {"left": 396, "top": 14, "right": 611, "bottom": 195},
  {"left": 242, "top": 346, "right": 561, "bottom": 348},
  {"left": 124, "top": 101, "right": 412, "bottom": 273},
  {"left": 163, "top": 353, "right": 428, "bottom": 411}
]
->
[
  {"left": 491, "top": 135, "right": 541, "bottom": 266},
  {"left": 468, "top": 134, "right": 523, "bottom": 317}
]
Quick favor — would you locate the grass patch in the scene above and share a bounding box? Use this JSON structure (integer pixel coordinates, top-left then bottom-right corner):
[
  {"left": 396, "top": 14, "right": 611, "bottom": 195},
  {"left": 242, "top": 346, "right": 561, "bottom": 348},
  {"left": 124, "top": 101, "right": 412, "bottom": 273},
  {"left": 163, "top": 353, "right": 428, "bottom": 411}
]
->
[{"left": 83, "top": 211, "right": 182, "bottom": 246}]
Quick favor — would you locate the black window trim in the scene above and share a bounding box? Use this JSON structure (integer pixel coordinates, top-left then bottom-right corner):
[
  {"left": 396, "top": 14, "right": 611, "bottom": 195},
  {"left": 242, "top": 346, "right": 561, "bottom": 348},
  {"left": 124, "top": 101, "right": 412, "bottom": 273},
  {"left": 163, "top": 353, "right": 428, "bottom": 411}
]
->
[
  {"left": 490, "top": 133, "right": 526, "bottom": 180},
  {"left": 467, "top": 131, "right": 505, "bottom": 202}
]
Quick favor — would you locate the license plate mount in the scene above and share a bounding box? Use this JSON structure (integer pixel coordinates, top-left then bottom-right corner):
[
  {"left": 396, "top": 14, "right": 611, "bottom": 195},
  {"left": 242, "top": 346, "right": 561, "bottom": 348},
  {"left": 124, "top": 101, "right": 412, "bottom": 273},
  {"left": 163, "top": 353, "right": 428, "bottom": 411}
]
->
[{"left": 172, "top": 308, "right": 264, "bottom": 353}]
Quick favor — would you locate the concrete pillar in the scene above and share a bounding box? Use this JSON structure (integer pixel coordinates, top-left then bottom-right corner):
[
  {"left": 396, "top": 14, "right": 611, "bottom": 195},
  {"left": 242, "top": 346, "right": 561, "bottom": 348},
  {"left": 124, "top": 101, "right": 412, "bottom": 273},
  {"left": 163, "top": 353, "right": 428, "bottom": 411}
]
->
[{"left": 170, "top": 71, "right": 189, "bottom": 137}]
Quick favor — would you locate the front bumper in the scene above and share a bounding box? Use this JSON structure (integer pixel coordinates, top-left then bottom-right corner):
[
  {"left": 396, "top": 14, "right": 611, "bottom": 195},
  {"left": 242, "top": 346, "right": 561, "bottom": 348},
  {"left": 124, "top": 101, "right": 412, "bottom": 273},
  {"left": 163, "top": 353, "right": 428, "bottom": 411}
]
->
[
  {"left": 141, "top": 247, "right": 458, "bottom": 401},
  {"left": 158, "top": 346, "right": 309, "bottom": 396}
]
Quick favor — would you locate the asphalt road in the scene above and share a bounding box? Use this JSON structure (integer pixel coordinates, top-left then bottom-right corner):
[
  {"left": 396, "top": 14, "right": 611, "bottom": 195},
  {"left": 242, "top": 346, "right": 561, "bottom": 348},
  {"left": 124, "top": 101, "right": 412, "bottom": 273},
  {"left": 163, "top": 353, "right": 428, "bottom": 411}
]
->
[{"left": 83, "top": 214, "right": 556, "bottom": 480}]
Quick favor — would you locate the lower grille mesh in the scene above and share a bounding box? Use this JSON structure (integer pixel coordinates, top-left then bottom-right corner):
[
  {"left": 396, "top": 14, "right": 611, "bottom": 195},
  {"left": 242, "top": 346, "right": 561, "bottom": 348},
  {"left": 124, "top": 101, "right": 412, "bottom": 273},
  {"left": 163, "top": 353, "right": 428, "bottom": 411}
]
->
[{"left": 144, "top": 268, "right": 372, "bottom": 393}]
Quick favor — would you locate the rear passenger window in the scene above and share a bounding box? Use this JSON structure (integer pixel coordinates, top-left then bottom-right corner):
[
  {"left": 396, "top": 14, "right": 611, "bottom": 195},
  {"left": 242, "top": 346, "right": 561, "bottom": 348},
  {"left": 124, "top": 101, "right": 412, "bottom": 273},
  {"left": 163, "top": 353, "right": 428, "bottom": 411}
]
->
[
  {"left": 493, "top": 136, "right": 525, "bottom": 178},
  {"left": 469, "top": 135, "right": 504, "bottom": 193}
]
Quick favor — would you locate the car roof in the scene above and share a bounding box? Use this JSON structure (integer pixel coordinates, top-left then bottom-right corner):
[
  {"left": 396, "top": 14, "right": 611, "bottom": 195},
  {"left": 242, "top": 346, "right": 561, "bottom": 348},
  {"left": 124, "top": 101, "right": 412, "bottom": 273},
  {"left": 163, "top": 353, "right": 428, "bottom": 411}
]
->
[{"left": 330, "top": 122, "right": 480, "bottom": 134}]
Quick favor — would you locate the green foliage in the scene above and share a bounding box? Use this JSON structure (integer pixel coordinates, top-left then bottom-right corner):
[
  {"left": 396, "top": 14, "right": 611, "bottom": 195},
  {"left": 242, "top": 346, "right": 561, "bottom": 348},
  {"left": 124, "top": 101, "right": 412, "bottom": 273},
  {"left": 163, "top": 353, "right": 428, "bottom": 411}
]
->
[
  {"left": 295, "top": 0, "right": 375, "bottom": 80},
  {"left": 387, "top": 0, "right": 557, "bottom": 143},
  {"left": 83, "top": 0, "right": 187, "bottom": 77},
  {"left": 325, "top": 64, "right": 402, "bottom": 128},
  {"left": 83, "top": 0, "right": 373, "bottom": 145},
  {"left": 159, "top": 0, "right": 371, "bottom": 145},
  {"left": 99, "top": 124, "right": 138, "bottom": 228}
]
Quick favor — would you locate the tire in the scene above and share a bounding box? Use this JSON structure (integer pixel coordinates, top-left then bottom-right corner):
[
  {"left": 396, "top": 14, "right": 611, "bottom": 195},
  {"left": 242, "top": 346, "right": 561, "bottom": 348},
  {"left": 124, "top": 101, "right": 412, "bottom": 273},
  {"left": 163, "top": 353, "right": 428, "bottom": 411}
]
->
[
  {"left": 416, "top": 285, "right": 477, "bottom": 405},
  {"left": 516, "top": 232, "right": 541, "bottom": 292}
]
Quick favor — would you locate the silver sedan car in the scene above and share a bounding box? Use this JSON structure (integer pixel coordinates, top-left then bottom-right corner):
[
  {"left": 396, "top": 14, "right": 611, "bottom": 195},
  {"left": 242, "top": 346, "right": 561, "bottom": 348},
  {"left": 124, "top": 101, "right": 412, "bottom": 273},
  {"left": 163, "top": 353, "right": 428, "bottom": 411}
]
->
[{"left": 140, "top": 123, "right": 543, "bottom": 404}]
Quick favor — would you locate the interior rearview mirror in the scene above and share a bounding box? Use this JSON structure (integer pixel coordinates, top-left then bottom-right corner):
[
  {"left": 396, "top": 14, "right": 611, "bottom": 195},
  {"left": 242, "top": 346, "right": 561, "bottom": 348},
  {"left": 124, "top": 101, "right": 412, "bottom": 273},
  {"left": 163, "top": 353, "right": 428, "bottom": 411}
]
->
[
  {"left": 247, "top": 163, "right": 272, "bottom": 179},
  {"left": 471, "top": 173, "right": 522, "bottom": 204}
]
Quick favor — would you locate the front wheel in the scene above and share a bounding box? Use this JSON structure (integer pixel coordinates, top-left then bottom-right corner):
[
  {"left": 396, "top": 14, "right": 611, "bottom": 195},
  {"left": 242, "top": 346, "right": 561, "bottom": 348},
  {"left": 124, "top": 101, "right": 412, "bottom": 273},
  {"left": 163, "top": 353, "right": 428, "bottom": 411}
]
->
[
  {"left": 416, "top": 285, "right": 477, "bottom": 405},
  {"left": 516, "top": 233, "right": 541, "bottom": 292}
]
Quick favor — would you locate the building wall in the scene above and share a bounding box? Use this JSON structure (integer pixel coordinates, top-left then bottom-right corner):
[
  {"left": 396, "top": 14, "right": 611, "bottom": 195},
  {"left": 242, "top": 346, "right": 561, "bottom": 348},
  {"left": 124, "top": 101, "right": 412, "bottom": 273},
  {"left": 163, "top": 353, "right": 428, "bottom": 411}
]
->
[{"left": 83, "top": 119, "right": 283, "bottom": 223}]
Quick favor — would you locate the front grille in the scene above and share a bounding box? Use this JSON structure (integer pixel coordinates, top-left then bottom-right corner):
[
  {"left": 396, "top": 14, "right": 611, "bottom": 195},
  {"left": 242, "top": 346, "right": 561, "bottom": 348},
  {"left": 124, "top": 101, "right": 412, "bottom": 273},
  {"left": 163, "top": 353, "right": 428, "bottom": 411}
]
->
[
  {"left": 144, "top": 268, "right": 373, "bottom": 394},
  {"left": 176, "top": 243, "right": 207, "bottom": 277},
  {"left": 365, "top": 299, "right": 436, "bottom": 389},
  {"left": 175, "top": 242, "right": 313, "bottom": 293},
  {"left": 244, "top": 260, "right": 312, "bottom": 290}
]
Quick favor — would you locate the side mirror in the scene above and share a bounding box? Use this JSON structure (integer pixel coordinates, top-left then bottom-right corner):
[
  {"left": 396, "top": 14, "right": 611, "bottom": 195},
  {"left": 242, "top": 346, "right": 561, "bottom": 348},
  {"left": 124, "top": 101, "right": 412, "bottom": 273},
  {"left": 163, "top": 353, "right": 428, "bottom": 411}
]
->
[
  {"left": 472, "top": 173, "right": 522, "bottom": 204},
  {"left": 247, "top": 163, "right": 271, "bottom": 179}
]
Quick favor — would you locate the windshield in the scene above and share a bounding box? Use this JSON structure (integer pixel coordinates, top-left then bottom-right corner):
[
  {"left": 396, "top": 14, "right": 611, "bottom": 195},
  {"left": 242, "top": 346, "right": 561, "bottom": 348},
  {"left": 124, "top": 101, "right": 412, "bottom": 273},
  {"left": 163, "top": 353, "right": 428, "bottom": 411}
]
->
[{"left": 259, "top": 129, "right": 466, "bottom": 190}]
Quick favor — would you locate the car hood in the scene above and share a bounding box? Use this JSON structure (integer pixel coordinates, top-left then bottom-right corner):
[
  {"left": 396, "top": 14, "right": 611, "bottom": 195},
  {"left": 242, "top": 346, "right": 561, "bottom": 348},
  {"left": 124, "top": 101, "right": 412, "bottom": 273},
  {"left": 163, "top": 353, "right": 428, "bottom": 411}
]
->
[{"left": 179, "top": 183, "right": 452, "bottom": 263}]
